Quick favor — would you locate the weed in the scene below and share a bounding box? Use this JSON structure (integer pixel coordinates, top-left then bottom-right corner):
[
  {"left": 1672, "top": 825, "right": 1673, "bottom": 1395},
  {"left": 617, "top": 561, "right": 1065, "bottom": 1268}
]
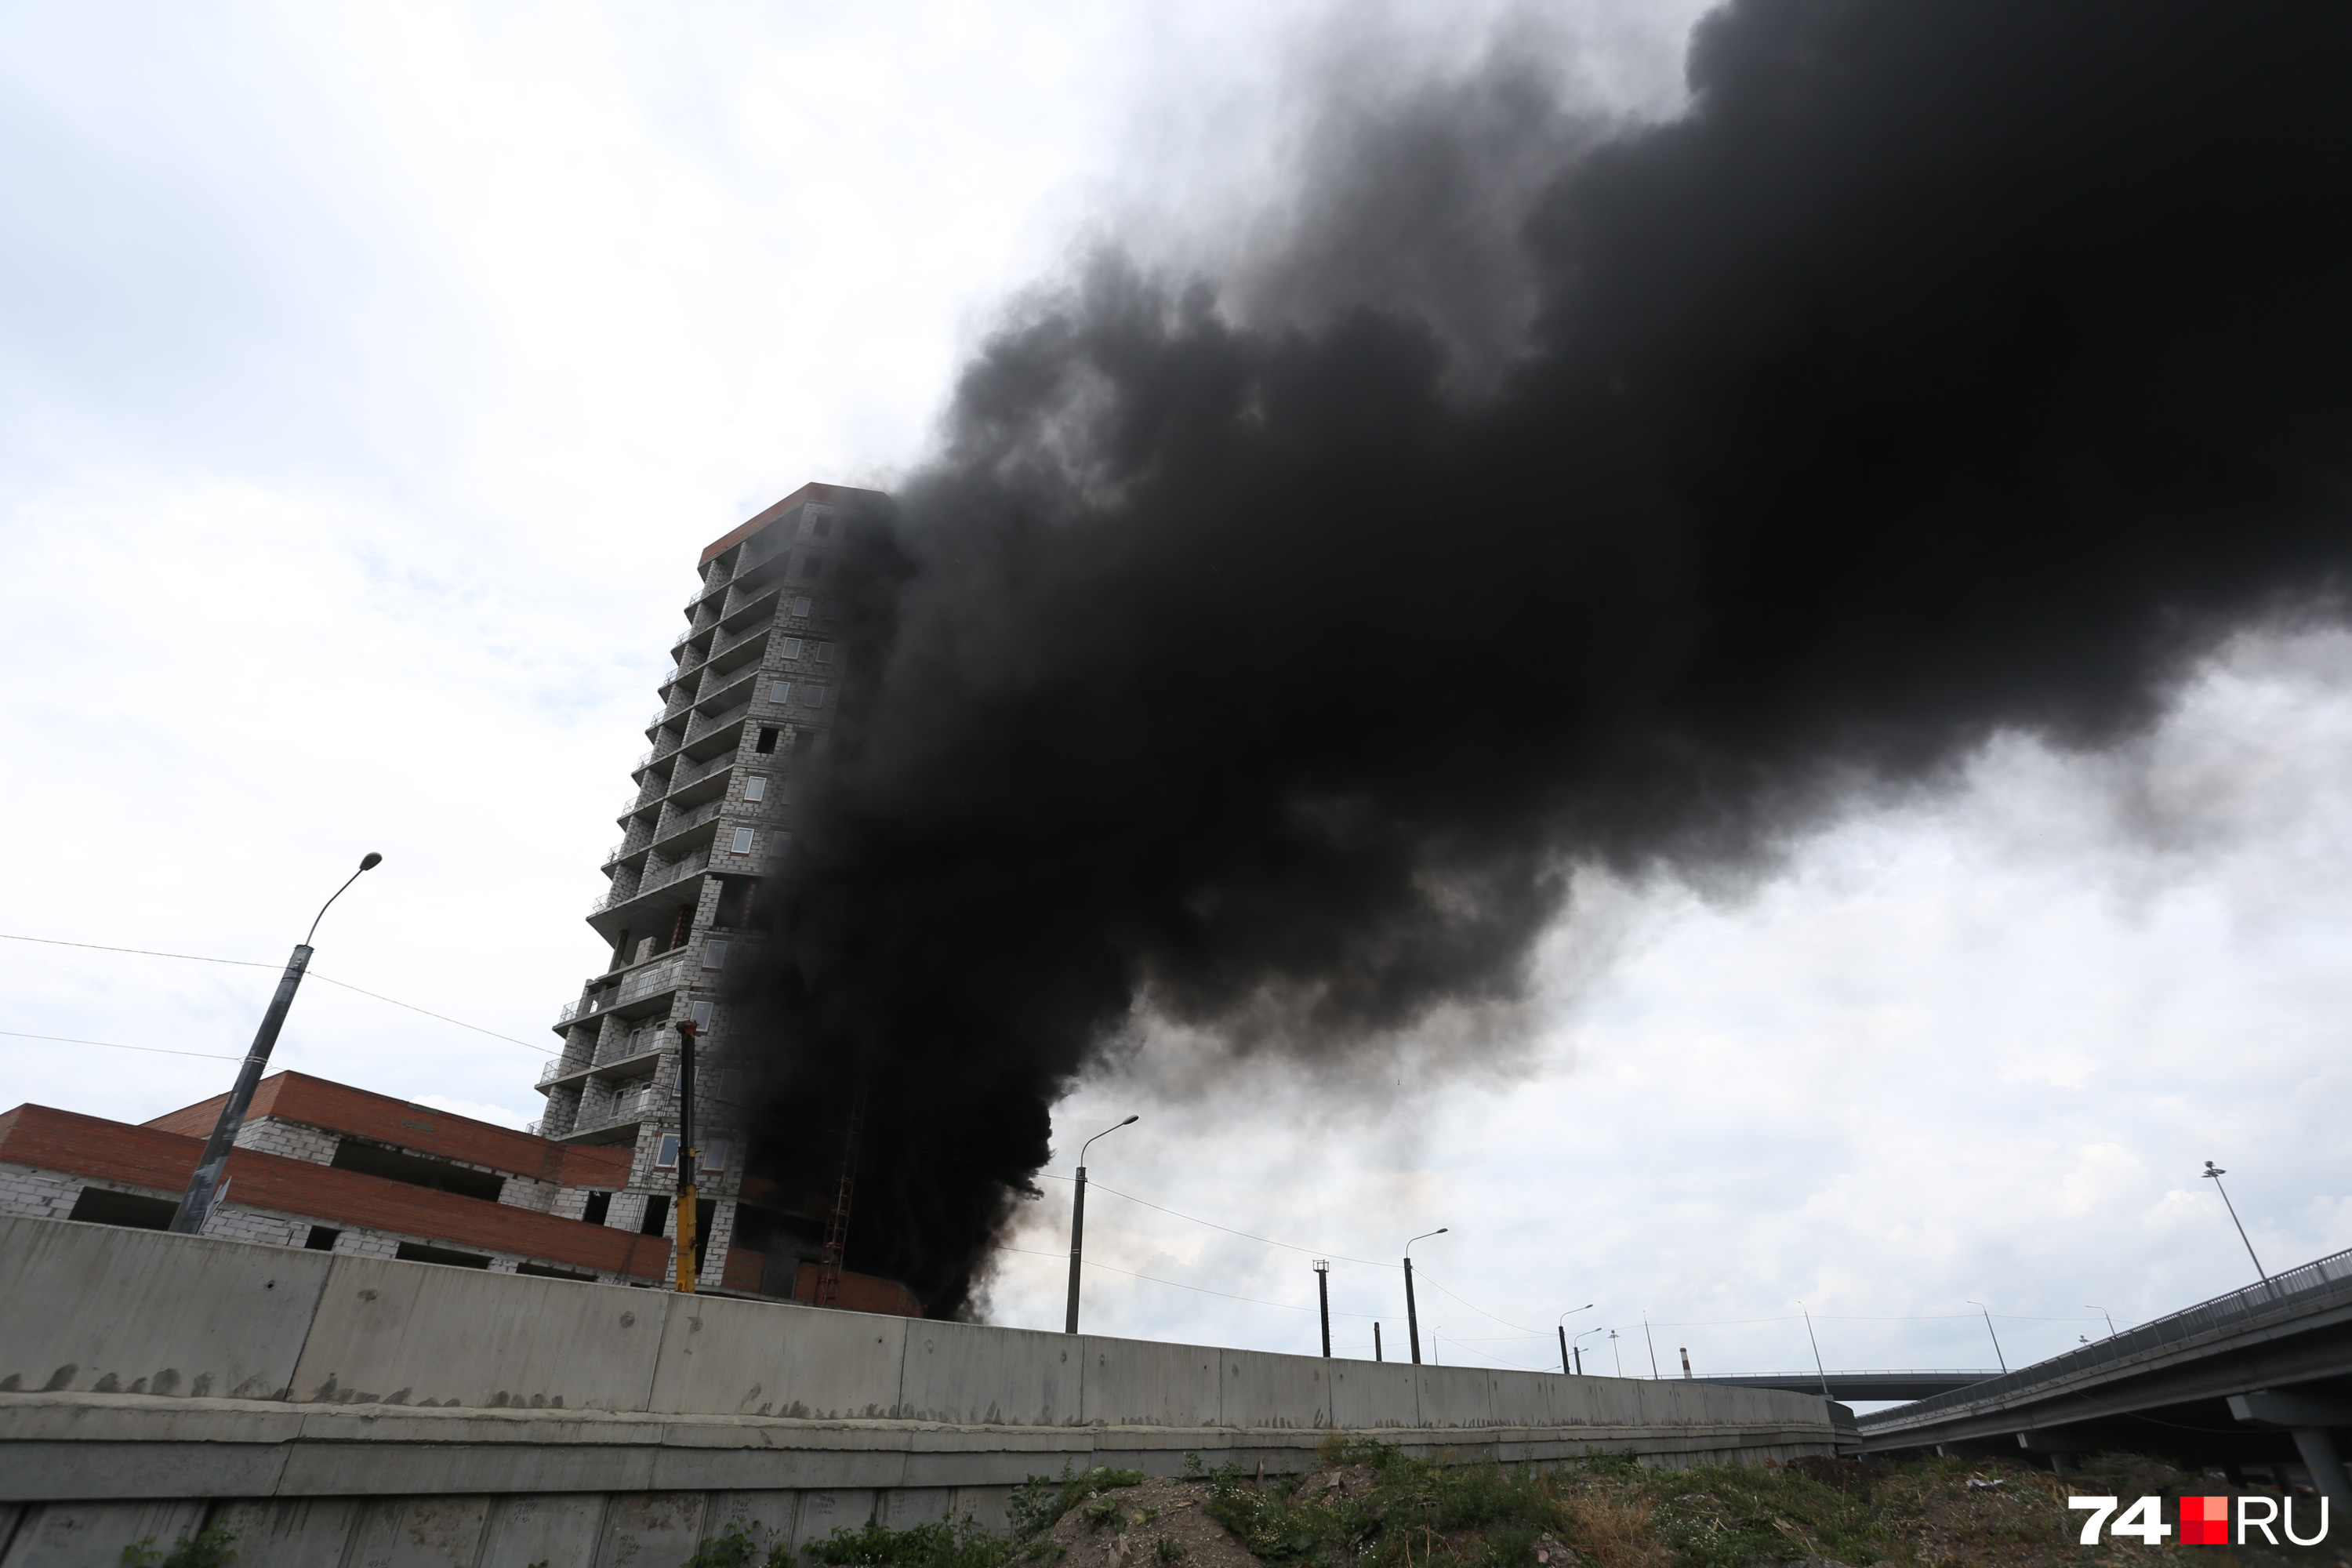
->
[
  {"left": 679, "top": 1521, "right": 788, "bottom": 1568},
  {"left": 805, "top": 1515, "right": 1010, "bottom": 1568},
  {"left": 1009, "top": 1465, "right": 1148, "bottom": 1541},
  {"left": 120, "top": 1525, "right": 238, "bottom": 1568},
  {"left": 1153, "top": 1537, "right": 1185, "bottom": 1563}
]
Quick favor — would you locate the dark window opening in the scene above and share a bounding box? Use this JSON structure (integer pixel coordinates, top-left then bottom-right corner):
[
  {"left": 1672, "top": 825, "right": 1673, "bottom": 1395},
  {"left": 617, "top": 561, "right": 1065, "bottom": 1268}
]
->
[
  {"left": 755, "top": 726, "right": 779, "bottom": 755},
  {"left": 68, "top": 1187, "right": 176, "bottom": 1231},
  {"left": 667, "top": 905, "right": 695, "bottom": 949},
  {"left": 811, "top": 515, "right": 833, "bottom": 538},
  {"left": 329, "top": 1141, "right": 506, "bottom": 1203},
  {"left": 714, "top": 877, "right": 758, "bottom": 928},
  {"left": 394, "top": 1242, "right": 492, "bottom": 1269},
  {"left": 692, "top": 1196, "right": 716, "bottom": 1273},
  {"left": 304, "top": 1225, "right": 342, "bottom": 1252},
  {"left": 517, "top": 1262, "right": 597, "bottom": 1282},
  {"left": 582, "top": 1191, "right": 612, "bottom": 1226},
  {"left": 640, "top": 1194, "right": 670, "bottom": 1237}
]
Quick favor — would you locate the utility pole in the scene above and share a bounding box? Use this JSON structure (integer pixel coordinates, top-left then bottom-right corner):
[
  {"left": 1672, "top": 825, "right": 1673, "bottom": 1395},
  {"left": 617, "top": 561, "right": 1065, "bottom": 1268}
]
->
[
  {"left": 2202, "top": 1163, "right": 2274, "bottom": 1293},
  {"left": 1064, "top": 1115, "right": 1137, "bottom": 1334},
  {"left": 171, "top": 853, "right": 381, "bottom": 1236},
  {"left": 673, "top": 1020, "right": 700, "bottom": 1294},
  {"left": 1557, "top": 1304, "right": 1592, "bottom": 1375},
  {"left": 1374, "top": 1323, "right": 1383, "bottom": 1362},
  {"left": 1314, "top": 1261, "right": 1332, "bottom": 1358},
  {"left": 1967, "top": 1301, "right": 2008, "bottom": 1374},
  {"left": 1403, "top": 1229, "right": 1446, "bottom": 1366},
  {"left": 1800, "top": 1304, "right": 1831, "bottom": 1399},
  {"left": 1680, "top": 1348, "right": 1692, "bottom": 1379},
  {"left": 1642, "top": 1316, "right": 1660, "bottom": 1378}
]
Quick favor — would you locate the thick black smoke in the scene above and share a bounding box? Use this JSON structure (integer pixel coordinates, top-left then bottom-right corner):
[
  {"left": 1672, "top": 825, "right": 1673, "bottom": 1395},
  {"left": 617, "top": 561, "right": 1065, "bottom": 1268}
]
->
[{"left": 736, "top": 0, "right": 2352, "bottom": 1316}]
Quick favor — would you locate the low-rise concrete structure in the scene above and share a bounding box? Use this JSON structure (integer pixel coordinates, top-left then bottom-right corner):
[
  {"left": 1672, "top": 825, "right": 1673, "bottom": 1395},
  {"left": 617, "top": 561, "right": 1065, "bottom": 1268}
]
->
[
  {"left": 0, "top": 1218, "right": 1841, "bottom": 1566},
  {"left": 0, "top": 1073, "right": 916, "bottom": 1308}
]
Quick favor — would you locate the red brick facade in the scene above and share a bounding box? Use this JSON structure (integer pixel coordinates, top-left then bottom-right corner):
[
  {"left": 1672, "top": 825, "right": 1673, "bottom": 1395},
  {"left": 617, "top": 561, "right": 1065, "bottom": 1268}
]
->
[
  {"left": 0, "top": 1104, "right": 671, "bottom": 1279},
  {"left": 144, "top": 1073, "right": 630, "bottom": 1189}
]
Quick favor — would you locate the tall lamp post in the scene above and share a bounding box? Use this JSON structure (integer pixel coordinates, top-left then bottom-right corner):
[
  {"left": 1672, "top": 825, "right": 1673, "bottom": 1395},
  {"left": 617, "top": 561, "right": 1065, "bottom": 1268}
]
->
[
  {"left": 1403, "top": 1228, "right": 1446, "bottom": 1365},
  {"left": 1556, "top": 1304, "right": 1593, "bottom": 1375},
  {"left": 1064, "top": 1114, "right": 1138, "bottom": 1334},
  {"left": 1573, "top": 1325, "right": 1606, "bottom": 1376},
  {"left": 1314, "top": 1261, "right": 1333, "bottom": 1358},
  {"left": 170, "top": 853, "right": 383, "bottom": 1235},
  {"left": 1967, "top": 1301, "right": 2008, "bottom": 1374},
  {"left": 2086, "top": 1305, "right": 2118, "bottom": 1341},
  {"left": 2202, "top": 1162, "right": 2273, "bottom": 1291},
  {"left": 673, "top": 1019, "right": 702, "bottom": 1294}
]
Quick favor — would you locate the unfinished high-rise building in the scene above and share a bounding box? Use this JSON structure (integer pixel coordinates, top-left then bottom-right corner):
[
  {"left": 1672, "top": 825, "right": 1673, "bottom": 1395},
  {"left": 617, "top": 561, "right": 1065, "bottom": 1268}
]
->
[{"left": 532, "top": 482, "right": 916, "bottom": 1313}]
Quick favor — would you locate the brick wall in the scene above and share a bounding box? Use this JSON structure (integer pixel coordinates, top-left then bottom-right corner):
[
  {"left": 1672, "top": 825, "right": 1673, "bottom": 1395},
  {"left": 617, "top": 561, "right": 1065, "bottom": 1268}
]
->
[
  {"left": 0, "top": 1104, "right": 670, "bottom": 1279},
  {"left": 144, "top": 1073, "right": 630, "bottom": 1189}
]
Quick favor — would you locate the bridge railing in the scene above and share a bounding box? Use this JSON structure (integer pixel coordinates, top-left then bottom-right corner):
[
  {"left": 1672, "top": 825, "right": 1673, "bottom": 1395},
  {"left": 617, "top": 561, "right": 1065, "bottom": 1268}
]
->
[{"left": 1860, "top": 1243, "right": 2352, "bottom": 1431}]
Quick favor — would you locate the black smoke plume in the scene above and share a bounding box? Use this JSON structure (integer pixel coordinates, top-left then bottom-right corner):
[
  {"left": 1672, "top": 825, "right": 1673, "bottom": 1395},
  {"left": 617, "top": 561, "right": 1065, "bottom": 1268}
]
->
[{"left": 735, "top": 0, "right": 2352, "bottom": 1317}]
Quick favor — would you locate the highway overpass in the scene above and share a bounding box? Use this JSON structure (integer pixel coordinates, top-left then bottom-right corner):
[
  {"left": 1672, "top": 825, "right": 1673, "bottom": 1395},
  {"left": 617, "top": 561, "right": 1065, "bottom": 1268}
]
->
[
  {"left": 1689, "top": 1370, "right": 1995, "bottom": 1402},
  {"left": 1857, "top": 1243, "right": 2352, "bottom": 1512}
]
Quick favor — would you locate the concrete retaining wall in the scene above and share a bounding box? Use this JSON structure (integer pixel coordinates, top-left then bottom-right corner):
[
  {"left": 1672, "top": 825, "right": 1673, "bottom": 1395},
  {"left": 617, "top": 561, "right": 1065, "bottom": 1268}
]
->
[{"left": 0, "top": 1217, "right": 1837, "bottom": 1567}]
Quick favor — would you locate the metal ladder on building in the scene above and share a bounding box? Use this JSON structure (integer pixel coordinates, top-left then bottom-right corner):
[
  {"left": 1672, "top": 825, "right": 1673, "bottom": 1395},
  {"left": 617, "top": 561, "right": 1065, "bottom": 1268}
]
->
[{"left": 813, "top": 1100, "right": 862, "bottom": 1307}]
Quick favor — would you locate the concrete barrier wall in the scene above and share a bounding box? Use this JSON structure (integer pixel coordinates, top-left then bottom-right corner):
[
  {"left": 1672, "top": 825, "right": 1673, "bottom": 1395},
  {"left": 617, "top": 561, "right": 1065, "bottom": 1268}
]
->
[
  {"left": 0, "top": 1217, "right": 1840, "bottom": 1568},
  {"left": 0, "top": 1218, "right": 1829, "bottom": 1436}
]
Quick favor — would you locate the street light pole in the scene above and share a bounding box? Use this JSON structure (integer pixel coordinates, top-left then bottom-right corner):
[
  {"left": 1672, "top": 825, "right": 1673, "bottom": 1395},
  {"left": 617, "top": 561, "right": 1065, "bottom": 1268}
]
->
[
  {"left": 2086, "top": 1305, "right": 2118, "bottom": 1340},
  {"left": 1403, "top": 1228, "right": 1446, "bottom": 1365},
  {"left": 1967, "top": 1301, "right": 2008, "bottom": 1374},
  {"left": 1557, "top": 1304, "right": 1593, "bottom": 1375},
  {"left": 1064, "top": 1114, "right": 1138, "bottom": 1334},
  {"left": 1573, "top": 1326, "right": 1606, "bottom": 1377},
  {"left": 673, "top": 1020, "right": 701, "bottom": 1294},
  {"left": 1314, "top": 1261, "right": 1333, "bottom": 1358},
  {"left": 1799, "top": 1304, "right": 1831, "bottom": 1399},
  {"left": 2202, "top": 1163, "right": 2272, "bottom": 1290},
  {"left": 170, "top": 853, "right": 382, "bottom": 1236}
]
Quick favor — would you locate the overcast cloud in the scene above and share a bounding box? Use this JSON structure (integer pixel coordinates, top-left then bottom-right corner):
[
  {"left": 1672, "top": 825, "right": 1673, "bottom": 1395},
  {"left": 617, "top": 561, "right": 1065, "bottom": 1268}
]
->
[{"left": 1, "top": 0, "right": 2343, "bottom": 1381}]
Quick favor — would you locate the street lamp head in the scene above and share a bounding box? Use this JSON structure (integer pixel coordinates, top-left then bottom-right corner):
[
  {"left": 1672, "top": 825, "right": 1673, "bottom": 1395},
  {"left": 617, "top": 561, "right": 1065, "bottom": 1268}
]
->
[
  {"left": 2203, "top": 1161, "right": 2226, "bottom": 1178},
  {"left": 359, "top": 852, "right": 383, "bottom": 871},
  {"left": 1119, "top": 1114, "right": 1138, "bottom": 1126}
]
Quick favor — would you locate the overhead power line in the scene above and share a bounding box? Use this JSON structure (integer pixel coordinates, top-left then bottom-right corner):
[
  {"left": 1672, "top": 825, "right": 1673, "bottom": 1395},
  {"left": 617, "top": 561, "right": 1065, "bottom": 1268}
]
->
[
  {"left": 0, "top": 932, "right": 554, "bottom": 1054},
  {"left": 0, "top": 1029, "right": 242, "bottom": 1062}
]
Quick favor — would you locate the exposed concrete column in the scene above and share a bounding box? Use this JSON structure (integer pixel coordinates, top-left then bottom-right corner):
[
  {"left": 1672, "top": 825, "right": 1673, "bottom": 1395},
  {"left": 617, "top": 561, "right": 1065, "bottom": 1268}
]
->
[
  {"left": 2289, "top": 1427, "right": 2352, "bottom": 1519},
  {"left": 2227, "top": 1392, "right": 2352, "bottom": 1517}
]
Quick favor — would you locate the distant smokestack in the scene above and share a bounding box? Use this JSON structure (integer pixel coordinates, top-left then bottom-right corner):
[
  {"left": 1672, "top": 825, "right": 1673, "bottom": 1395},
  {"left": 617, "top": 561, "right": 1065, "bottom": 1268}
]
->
[{"left": 737, "top": 0, "right": 2352, "bottom": 1317}]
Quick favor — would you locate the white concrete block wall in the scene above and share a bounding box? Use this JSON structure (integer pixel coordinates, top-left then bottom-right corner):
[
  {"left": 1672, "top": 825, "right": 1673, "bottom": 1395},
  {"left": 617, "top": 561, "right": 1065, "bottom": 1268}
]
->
[
  {"left": 0, "top": 1163, "right": 79, "bottom": 1220},
  {"left": 199, "top": 1204, "right": 304, "bottom": 1248},
  {"left": 498, "top": 1174, "right": 559, "bottom": 1212},
  {"left": 230, "top": 1117, "right": 338, "bottom": 1163}
]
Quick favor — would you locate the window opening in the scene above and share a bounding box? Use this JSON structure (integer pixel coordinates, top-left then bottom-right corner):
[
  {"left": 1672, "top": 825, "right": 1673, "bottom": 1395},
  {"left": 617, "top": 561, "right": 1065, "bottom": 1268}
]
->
[
  {"left": 641, "top": 1194, "right": 671, "bottom": 1236},
  {"left": 742, "top": 776, "right": 766, "bottom": 803},
  {"left": 815, "top": 643, "right": 836, "bottom": 664},
  {"left": 755, "top": 727, "right": 779, "bottom": 755},
  {"left": 779, "top": 637, "right": 803, "bottom": 659},
  {"left": 583, "top": 1191, "right": 613, "bottom": 1227},
  {"left": 729, "top": 827, "right": 754, "bottom": 855},
  {"left": 305, "top": 1225, "right": 341, "bottom": 1251},
  {"left": 394, "top": 1242, "right": 492, "bottom": 1269}
]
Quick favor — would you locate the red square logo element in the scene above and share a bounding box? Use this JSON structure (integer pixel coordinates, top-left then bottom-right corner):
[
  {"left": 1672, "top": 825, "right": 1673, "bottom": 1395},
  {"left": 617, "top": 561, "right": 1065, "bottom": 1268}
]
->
[{"left": 2181, "top": 1495, "right": 2230, "bottom": 1545}]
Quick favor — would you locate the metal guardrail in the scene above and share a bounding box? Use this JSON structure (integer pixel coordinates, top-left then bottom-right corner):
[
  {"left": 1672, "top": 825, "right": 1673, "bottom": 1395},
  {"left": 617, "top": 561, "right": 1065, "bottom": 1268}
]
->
[{"left": 1860, "top": 1243, "right": 2352, "bottom": 1430}]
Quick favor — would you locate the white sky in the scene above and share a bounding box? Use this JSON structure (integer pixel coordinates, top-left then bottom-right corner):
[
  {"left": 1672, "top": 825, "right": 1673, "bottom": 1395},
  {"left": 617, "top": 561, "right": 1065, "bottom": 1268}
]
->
[{"left": 2, "top": 1, "right": 2344, "bottom": 1388}]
